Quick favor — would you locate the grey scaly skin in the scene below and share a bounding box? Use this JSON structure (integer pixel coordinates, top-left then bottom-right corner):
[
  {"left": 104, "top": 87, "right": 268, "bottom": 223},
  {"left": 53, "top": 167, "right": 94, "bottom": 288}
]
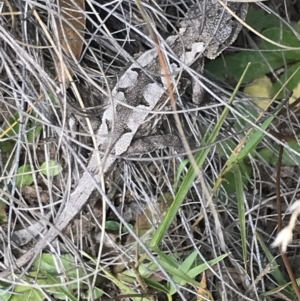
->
[{"left": 0, "top": 0, "right": 248, "bottom": 277}]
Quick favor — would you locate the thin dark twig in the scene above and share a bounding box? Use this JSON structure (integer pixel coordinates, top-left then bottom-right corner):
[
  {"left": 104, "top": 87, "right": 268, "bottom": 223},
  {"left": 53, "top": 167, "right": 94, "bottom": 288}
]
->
[{"left": 276, "top": 143, "right": 300, "bottom": 300}]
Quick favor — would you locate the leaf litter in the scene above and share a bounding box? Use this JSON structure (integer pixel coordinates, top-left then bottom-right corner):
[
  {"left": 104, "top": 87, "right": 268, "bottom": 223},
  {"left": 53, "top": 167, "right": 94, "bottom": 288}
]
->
[{"left": 1, "top": 0, "right": 300, "bottom": 301}]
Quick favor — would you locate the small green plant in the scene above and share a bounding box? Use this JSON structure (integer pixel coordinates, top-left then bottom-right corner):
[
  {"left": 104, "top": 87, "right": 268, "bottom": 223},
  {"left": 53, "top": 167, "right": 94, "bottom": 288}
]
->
[
  {"left": 15, "top": 160, "right": 62, "bottom": 187},
  {"left": 206, "top": 7, "right": 300, "bottom": 98},
  {"left": 16, "top": 164, "right": 35, "bottom": 187},
  {"left": 0, "top": 103, "right": 62, "bottom": 223},
  {"left": 0, "top": 112, "right": 42, "bottom": 154},
  {"left": 84, "top": 250, "right": 225, "bottom": 301},
  {"left": 40, "top": 160, "right": 63, "bottom": 177},
  {"left": 204, "top": 9, "right": 300, "bottom": 194},
  {"left": 0, "top": 254, "right": 103, "bottom": 301}
]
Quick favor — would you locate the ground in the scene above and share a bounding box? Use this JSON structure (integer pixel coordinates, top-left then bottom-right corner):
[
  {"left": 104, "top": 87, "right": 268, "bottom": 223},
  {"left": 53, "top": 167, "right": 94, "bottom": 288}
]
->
[{"left": 1, "top": 0, "right": 300, "bottom": 300}]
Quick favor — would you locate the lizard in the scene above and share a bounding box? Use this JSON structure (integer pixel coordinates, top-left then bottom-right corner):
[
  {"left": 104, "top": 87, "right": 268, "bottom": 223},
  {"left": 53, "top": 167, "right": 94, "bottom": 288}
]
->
[{"left": 0, "top": 0, "right": 248, "bottom": 277}]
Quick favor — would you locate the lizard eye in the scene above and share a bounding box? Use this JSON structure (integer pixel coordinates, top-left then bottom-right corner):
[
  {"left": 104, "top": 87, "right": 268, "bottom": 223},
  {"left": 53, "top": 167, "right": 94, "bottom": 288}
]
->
[{"left": 105, "top": 119, "right": 112, "bottom": 132}]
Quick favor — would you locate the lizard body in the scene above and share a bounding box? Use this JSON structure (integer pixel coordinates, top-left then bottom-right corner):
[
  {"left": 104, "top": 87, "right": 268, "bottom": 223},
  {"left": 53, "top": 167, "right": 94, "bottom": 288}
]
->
[{"left": 1, "top": 0, "right": 248, "bottom": 277}]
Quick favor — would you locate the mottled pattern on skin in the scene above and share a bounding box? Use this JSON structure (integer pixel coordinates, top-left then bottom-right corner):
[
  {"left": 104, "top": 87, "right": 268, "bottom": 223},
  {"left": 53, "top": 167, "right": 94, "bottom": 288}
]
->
[{"left": 0, "top": 0, "right": 248, "bottom": 277}]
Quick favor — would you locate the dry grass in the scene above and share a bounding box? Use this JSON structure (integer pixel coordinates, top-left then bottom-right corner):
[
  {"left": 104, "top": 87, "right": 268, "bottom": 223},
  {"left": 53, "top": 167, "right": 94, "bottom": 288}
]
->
[{"left": 1, "top": 0, "right": 300, "bottom": 300}]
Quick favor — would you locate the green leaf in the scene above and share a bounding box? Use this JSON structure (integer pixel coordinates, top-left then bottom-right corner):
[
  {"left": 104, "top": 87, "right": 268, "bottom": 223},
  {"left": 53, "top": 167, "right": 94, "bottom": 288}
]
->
[
  {"left": 222, "top": 162, "right": 252, "bottom": 194},
  {"left": 258, "top": 141, "right": 300, "bottom": 166},
  {"left": 150, "top": 64, "right": 249, "bottom": 249},
  {"left": 223, "top": 112, "right": 279, "bottom": 174},
  {"left": 206, "top": 51, "right": 283, "bottom": 83},
  {"left": 255, "top": 233, "right": 289, "bottom": 287},
  {"left": 81, "top": 287, "right": 103, "bottom": 299},
  {"left": 216, "top": 138, "right": 237, "bottom": 158},
  {"left": 117, "top": 273, "right": 170, "bottom": 298},
  {"left": 48, "top": 93, "right": 58, "bottom": 105},
  {"left": 156, "top": 256, "right": 199, "bottom": 288},
  {"left": 0, "top": 289, "right": 12, "bottom": 301},
  {"left": 122, "top": 223, "right": 133, "bottom": 233},
  {"left": 272, "top": 62, "right": 300, "bottom": 98},
  {"left": 33, "top": 254, "right": 59, "bottom": 274},
  {"left": 246, "top": 6, "right": 283, "bottom": 33},
  {"left": 33, "top": 254, "right": 81, "bottom": 279},
  {"left": 142, "top": 278, "right": 169, "bottom": 294},
  {"left": 207, "top": 26, "right": 300, "bottom": 85},
  {"left": 233, "top": 102, "right": 261, "bottom": 130},
  {"left": 156, "top": 251, "right": 180, "bottom": 269},
  {"left": 216, "top": 104, "right": 259, "bottom": 159},
  {"left": 256, "top": 233, "right": 294, "bottom": 299},
  {"left": 103, "top": 268, "right": 149, "bottom": 301},
  {"left": 173, "top": 159, "right": 189, "bottom": 191},
  {"left": 92, "top": 288, "right": 103, "bottom": 299},
  {"left": 25, "top": 271, "right": 53, "bottom": 286},
  {"left": 261, "top": 284, "right": 293, "bottom": 298},
  {"left": 187, "top": 254, "right": 228, "bottom": 278},
  {"left": 137, "top": 262, "right": 161, "bottom": 278},
  {"left": 169, "top": 250, "right": 198, "bottom": 294},
  {"left": 16, "top": 164, "right": 34, "bottom": 187},
  {"left": 27, "top": 125, "right": 42, "bottom": 143},
  {"left": 218, "top": 67, "right": 300, "bottom": 186},
  {"left": 9, "top": 286, "right": 45, "bottom": 301},
  {"left": 179, "top": 250, "right": 198, "bottom": 273},
  {"left": 166, "top": 254, "right": 227, "bottom": 295},
  {"left": 40, "top": 160, "right": 62, "bottom": 177},
  {"left": 32, "top": 255, "right": 86, "bottom": 300},
  {"left": 262, "top": 28, "right": 300, "bottom": 62},
  {"left": 41, "top": 271, "right": 78, "bottom": 301},
  {"left": 234, "top": 164, "right": 247, "bottom": 268},
  {"left": 105, "top": 221, "right": 133, "bottom": 233},
  {"left": 105, "top": 221, "right": 121, "bottom": 231},
  {"left": 0, "top": 140, "right": 15, "bottom": 153}
]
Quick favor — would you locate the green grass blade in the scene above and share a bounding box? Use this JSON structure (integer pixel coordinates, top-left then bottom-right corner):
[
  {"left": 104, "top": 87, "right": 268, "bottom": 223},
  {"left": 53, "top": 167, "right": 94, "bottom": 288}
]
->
[
  {"left": 187, "top": 253, "right": 228, "bottom": 278},
  {"left": 154, "top": 249, "right": 200, "bottom": 287},
  {"left": 117, "top": 274, "right": 170, "bottom": 294},
  {"left": 225, "top": 113, "right": 278, "bottom": 173},
  {"left": 150, "top": 63, "right": 251, "bottom": 249},
  {"left": 233, "top": 163, "right": 247, "bottom": 269},
  {"left": 178, "top": 250, "right": 198, "bottom": 273},
  {"left": 143, "top": 278, "right": 170, "bottom": 294},
  {"left": 169, "top": 250, "right": 198, "bottom": 294},
  {"left": 223, "top": 66, "right": 300, "bottom": 176},
  {"left": 102, "top": 268, "right": 150, "bottom": 301},
  {"left": 174, "top": 159, "right": 189, "bottom": 191},
  {"left": 41, "top": 271, "right": 78, "bottom": 301},
  {"left": 255, "top": 233, "right": 289, "bottom": 287},
  {"left": 168, "top": 253, "right": 227, "bottom": 295}
]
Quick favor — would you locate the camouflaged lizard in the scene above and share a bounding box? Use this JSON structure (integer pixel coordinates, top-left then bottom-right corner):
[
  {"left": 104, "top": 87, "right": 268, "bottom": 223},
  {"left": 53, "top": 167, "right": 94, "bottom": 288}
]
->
[{"left": 0, "top": 0, "right": 248, "bottom": 276}]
